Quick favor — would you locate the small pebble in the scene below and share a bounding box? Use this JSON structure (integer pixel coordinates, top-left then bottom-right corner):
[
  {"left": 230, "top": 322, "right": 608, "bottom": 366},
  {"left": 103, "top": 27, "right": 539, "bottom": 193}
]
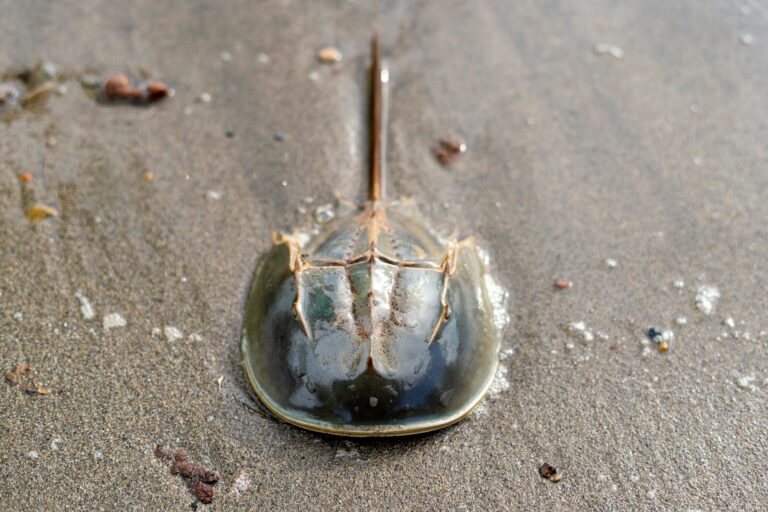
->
[
  {"left": 257, "top": 53, "right": 270, "bottom": 64},
  {"left": 736, "top": 375, "right": 756, "bottom": 391},
  {"left": 317, "top": 46, "right": 343, "bottom": 63},
  {"left": 593, "top": 43, "right": 625, "bottom": 59},
  {"left": 198, "top": 92, "right": 212, "bottom": 103},
  {"left": 103, "top": 313, "right": 127, "bottom": 331},
  {"left": 605, "top": 258, "right": 618, "bottom": 268},
  {"left": 673, "top": 279, "right": 685, "bottom": 289},
  {"left": 675, "top": 316, "right": 688, "bottom": 326},
  {"left": 26, "top": 204, "right": 58, "bottom": 223},
  {"left": 28, "top": 451, "right": 39, "bottom": 460},
  {"left": 164, "top": 326, "right": 183, "bottom": 342},
  {"left": 369, "top": 396, "right": 379, "bottom": 407},
  {"left": 538, "top": 463, "right": 561, "bottom": 482},
  {"left": 74, "top": 291, "right": 95, "bottom": 321},
  {"left": 206, "top": 190, "right": 222, "bottom": 200},
  {"left": 740, "top": 33, "right": 755, "bottom": 45},
  {"left": 220, "top": 51, "right": 233, "bottom": 62},
  {"left": 723, "top": 317, "right": 736, "bottom": 329},
  {"left": 554, "top": 279, "right": 572, "bottom": 290},
  {"left": 93, "top": 450, "right": 103, "bottom": 460},
  {"left": 695, "top": 285, "right": 720, "bottom": 315},
  {"left": 19, "top": 172, "right": 33, "bottom": 183}
]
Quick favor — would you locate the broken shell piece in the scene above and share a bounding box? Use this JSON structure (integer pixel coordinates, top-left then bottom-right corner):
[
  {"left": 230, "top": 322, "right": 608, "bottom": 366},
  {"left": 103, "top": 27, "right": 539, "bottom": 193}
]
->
[
  {"left": 25, "top": 204, "right": 58, "bottom": 223},
  {"left": 21, "top": 81, "right": 57, "bottom": 105}
]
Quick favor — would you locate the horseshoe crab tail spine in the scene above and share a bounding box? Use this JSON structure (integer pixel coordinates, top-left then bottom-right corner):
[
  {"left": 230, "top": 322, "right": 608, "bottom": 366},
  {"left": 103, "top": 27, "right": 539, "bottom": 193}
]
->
[{"left": 369, "top": 33, "right": 387, "bottom": 202}]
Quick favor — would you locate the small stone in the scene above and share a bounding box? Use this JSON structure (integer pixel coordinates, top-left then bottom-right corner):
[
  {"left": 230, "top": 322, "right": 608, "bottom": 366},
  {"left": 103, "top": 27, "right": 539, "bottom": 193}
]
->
[
  {"left": 197, "top": 92, "right": 212, "bottom": 103},
  {"left": 206, "top": 190, "right": 222, "bottom": 200},
  {"left": 93, "top": 450, "right": 103, "bottom": 460},
  {"left": 554, "top": 279, "right": 572, "bottom": 290},
  {"left": 605, "top": 258, "right": 618, "bottom": 268},
  {"left": 80, "top": 73, "right": 102, "bottom": 89},
  {"left": 314, "top": 203, "right": 335, "bottom": 223},
  {"left": 164, "top": 326, "right": 183, "bottom": 342},
  {"left": 736, "top": 375, "right": 756, "bottom": 391},
  {"left": 74, "top": 291, "right": 95, "bottom": 321},
  {"left": 25, "top": 204, "right": 58, "bottom": 223},
  {"left": 18, "top": 172, "right": 33, "bottom": 183},
  {"left": 257, "top": 53, "right": 270, "bottom": 64},
  {"left": 723, "top": 317, "right": 736, "bottom": 329},
  {"left": 369, "top": 396, "right": 379, "bottom": 407},
  {"left": 695, "top": 285, "right": 720, "bottom": 315},
  {"left": 220, "top": 51, "right": 233, "bottom": 62},
  {"left": 28, "top": 451, "right": 39, "bottom": 460},
  {"left": 673, "top": 279, "right": 685, "bottom": 289},
  {"left": 538, "top": 463, "right": 560, "bottom": 482},
  {"left": 647, "top": 327, "right": 662, "bottom": 340},
  {"left": 103, "top": 313, "right": 127, "bottom": 330},
  {"left": 675, "top": 316, "right": 688, "bottom": 326},
  {"left": 593, "top": 43, "right": 624, "bottom": 59},
  {"left": 144, "top": 171, "right": 155, "bottom": 181},
  {"left": 740, "top": 33, "right": 755, "bottom": 45},
  {"left": 13, "top": 312, "right": 23, "bottom": 321},
  {"left": 31, "top": 62, "right": 57, "bottom": 86},
  {"left": 317, "top": 46, "right": 343, "bottom": 63}
]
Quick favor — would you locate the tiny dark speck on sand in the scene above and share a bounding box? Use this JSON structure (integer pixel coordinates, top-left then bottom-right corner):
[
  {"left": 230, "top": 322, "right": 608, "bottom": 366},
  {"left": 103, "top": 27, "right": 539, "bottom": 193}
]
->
[{"left": 155, "top": 445, "right": 220, "bottom": 505}]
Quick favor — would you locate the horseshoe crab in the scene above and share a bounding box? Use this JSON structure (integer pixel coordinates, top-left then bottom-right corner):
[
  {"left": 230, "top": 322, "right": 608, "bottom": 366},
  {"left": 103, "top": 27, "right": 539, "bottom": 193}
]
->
[{"left": 242, "top": 36, "right": 504, "bottom": 436}]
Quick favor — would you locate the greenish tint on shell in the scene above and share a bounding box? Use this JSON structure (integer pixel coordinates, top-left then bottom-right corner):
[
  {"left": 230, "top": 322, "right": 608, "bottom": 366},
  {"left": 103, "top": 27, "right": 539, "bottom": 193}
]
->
[{"left": 242, "top": 203, "right": 501, "bottom": 436}]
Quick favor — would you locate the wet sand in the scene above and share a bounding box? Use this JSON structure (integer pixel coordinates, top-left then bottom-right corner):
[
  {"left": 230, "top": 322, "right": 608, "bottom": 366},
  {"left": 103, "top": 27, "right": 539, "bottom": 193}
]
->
[{"left": 2, "top": 1, "right": 767, "bottom": 509}]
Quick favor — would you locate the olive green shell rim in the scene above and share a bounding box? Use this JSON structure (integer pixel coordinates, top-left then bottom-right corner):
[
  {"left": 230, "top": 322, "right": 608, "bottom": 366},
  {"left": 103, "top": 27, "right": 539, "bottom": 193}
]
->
[{"left": 242, "top": 340, "right": 500, "bottom": 437}]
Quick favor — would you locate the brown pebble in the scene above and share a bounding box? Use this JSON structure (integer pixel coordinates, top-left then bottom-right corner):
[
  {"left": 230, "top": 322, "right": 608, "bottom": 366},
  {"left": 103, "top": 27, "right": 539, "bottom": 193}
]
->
[
  {"left": 433, "top": 137, "right": 467, "bottom": 166},
  {"left": 104, "top": 74, "right": 132, "bottom": 98},
  {"left": 19, "top": 172, "right": 33, "bottom": 183},
  {"left": 145, "top": 81, "right": 170, "bottom": 102},
  {"left": 554, "top": 279, "right": 573, "bottom": 289},
  {"left": 144, "top": 171, "right": 155, "bottom": 181},
  {"left": 658, "top": 341, "right": 669, "bottom": 353},
  {"left": 539, "top": 463, "right": 561, "bottom": 482}
]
